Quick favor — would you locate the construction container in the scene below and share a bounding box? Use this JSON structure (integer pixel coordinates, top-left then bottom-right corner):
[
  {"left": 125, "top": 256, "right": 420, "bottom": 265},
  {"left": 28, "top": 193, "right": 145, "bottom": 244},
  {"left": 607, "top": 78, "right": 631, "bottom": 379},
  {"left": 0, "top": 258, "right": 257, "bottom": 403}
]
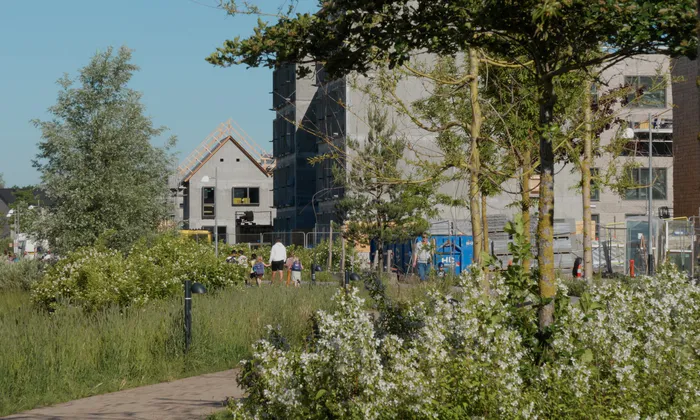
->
[
  {"left": 432, "top": 235, "right": 474, "bottom": 275},
  {"left": 377, "top": 235, "right": 474, "bottom": 276}
]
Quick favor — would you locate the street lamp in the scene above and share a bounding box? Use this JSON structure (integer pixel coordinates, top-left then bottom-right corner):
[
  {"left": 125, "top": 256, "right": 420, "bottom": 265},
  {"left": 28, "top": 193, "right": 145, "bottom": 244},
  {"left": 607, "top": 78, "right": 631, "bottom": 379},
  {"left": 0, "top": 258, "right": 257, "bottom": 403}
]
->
[
  {"left": 201, "top": 167, "right": 219, "bottom": 257},
  {"left": 184, "top": 280, "right": 207, "bottom": 353}
]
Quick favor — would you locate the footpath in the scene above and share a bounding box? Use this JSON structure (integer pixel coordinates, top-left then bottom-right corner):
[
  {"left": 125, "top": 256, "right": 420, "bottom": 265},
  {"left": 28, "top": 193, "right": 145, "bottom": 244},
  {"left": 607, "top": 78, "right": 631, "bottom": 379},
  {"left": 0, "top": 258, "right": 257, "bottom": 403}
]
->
[{"left": 4, "top": 369, "right": 242, "bottom": 420}]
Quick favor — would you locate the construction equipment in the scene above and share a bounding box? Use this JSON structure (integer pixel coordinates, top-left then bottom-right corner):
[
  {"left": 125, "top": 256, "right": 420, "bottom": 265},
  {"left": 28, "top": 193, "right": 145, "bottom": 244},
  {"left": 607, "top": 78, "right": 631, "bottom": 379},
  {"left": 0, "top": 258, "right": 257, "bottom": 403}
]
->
[{"left": 176, "top": 119, "right": 275, "bottom": 184}]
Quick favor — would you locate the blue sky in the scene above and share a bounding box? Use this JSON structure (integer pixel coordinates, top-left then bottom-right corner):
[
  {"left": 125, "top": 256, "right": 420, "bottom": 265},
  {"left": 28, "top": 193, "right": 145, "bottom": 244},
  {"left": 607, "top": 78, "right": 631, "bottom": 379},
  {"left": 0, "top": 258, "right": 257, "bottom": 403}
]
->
[{"left": 0, "top": 0, "right": 316, "bottom": 187}]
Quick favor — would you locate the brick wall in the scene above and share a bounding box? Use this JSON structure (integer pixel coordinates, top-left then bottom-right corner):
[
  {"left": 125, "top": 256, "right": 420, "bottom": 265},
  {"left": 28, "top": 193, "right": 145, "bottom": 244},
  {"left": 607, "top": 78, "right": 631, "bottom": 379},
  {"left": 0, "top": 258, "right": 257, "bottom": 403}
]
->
[{"left": 671, "top": 57, "right": 700, "bottom": 217}]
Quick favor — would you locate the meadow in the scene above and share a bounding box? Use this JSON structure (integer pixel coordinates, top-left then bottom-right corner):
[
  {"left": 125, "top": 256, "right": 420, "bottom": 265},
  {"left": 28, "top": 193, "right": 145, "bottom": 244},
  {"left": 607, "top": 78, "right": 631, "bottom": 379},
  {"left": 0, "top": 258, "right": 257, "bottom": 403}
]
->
[{"left": 0, "top": 285, "right": 337, "bottom": 416}]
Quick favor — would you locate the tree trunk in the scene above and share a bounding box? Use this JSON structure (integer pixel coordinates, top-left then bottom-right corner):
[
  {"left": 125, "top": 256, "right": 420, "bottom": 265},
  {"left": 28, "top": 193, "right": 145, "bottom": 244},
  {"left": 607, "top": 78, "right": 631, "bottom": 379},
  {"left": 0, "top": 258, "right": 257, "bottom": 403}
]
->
[
  {"left": 581, "top": 81, "right": 594, "bottom": 281},
  {"left": 482, "top": 193, "right": 489, "bottom": 255},
  {"left": 469, "top": 48, "right": 483, "bottom": 267},
  {"left": 328, "top": 223, "right": 333, "bottom": 272},
  {"left": 537, "top": 77, "right": 557, "bottom": 330},
  {"left": 521, "top": 149, "right": 532, "bottom": 270}
]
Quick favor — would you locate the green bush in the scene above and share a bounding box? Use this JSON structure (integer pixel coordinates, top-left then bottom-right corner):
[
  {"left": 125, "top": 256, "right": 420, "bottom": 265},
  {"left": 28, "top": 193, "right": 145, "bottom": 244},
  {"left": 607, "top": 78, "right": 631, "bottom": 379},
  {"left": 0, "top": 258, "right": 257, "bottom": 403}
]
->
[
  {"left": 230, "top": 264, "right": 700, "bottom": 419},
  {"left": 222, "top": 239, "right": 361, "bottom": 275},
  {"left": 0, "top": 259, "right": 44, "bottom": 291},
  {"left": 33, "top": 233, "right": 245, "bottom": 311}
]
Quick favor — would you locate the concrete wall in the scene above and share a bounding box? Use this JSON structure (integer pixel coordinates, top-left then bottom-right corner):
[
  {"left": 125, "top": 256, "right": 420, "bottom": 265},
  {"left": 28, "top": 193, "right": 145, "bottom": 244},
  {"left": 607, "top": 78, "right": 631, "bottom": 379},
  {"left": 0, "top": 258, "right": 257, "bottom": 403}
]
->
[{"left": 185, "top": 139, "right": 274, "bottom": 237}]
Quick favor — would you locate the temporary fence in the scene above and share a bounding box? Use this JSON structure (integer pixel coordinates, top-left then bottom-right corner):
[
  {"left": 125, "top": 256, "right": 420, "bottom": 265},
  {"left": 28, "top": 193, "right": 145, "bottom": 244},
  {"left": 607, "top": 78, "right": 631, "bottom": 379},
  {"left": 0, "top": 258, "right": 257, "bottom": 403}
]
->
[{"left": 661, "top": 217, "right": 694, "bottom": 277}]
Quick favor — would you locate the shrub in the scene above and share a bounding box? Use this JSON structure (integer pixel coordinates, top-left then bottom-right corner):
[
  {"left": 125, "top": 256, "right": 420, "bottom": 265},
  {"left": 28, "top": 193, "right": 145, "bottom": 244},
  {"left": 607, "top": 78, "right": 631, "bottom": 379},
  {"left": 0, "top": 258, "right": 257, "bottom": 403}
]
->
[
  {"left": 33, "top": 233, "right": 244, "bottom": 311},
  {"left": 0, "top": 259, "right": 44, "bottom": 291},
  {"left": 230, "top": 264, "right": 700, "bottom": 419}
]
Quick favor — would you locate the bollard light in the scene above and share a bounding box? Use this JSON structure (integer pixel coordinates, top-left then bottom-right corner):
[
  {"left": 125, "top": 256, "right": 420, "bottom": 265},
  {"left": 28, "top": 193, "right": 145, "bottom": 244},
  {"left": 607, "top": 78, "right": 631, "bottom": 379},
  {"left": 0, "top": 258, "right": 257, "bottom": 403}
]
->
[{"left": 184, "top": 280, "right": 207, "bottom": 353}]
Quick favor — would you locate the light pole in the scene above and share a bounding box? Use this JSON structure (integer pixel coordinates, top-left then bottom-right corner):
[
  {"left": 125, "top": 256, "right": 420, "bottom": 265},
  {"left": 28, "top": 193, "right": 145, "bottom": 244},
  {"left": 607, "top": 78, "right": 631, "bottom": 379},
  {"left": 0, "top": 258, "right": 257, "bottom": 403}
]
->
[
  {"left": 184, "top": 280, "right": 207, "bottom": 353},
  {"left": 647, "top": 112, "right": 653, "bottom": 276},
  {"left": 201, "top": 167, "right": 219, "bottom": 257}
]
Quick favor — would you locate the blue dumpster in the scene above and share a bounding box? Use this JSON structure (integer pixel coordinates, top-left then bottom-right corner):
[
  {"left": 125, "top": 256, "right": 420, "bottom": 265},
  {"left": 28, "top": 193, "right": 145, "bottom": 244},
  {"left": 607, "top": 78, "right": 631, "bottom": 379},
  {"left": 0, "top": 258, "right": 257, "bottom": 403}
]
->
[
  {"left": 372, "top": 235, "right": 474, "bottom": 276},
  {"left": 432, "top": 235, "right": 474, "bottom": 275}
]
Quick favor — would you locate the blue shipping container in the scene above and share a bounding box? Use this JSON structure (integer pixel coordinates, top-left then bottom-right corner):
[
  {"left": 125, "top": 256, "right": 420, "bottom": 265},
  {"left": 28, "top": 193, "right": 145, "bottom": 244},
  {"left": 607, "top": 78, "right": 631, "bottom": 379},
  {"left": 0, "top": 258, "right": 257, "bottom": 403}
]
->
[{"left": 373, "top": 235, "right": 474, "bottom": 276}]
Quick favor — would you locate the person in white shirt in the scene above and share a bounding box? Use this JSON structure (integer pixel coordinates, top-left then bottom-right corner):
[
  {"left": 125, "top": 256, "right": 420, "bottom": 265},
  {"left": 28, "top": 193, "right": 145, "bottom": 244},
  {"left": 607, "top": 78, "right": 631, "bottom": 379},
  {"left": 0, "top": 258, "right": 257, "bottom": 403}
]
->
[
  {"left": 269, "top": 238, "right": 287, "bottom": 284},
  {"left": 412, "top": 234, "right": 432, "bottom": 281}
]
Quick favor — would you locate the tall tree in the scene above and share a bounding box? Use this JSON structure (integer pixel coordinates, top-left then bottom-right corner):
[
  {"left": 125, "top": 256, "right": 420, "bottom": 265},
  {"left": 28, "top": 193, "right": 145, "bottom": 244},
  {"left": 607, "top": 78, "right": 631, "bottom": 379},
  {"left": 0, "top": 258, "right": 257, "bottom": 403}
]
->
[
  {"left": 33, "top": 46, "right": 176, "bottom": 253},
  {"left": 331, "top": 106, "right": 435, "bottom": 274},
  {"left": 0, "top": 173, "right": 4, "bottom": 188},
  {"left": 208, "top": 0, "right": 696, "bottom": 328}
]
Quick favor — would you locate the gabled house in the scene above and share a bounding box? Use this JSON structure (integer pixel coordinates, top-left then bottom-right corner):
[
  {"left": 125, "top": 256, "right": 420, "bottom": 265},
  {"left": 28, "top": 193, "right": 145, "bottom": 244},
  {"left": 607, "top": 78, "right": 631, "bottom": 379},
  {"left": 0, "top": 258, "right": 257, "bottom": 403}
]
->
[{"left": 172, "top": 121, "right": 275, "bottom": 244}]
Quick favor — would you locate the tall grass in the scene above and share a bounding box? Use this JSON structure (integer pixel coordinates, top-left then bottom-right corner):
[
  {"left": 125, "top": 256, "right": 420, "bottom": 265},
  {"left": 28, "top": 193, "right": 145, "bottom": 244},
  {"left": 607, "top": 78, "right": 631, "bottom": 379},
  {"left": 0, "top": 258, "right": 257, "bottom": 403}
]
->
[
  {"left": 0, "top": 285, "right": 337, "bottom": 416},
  {"left": 0, "top": 259, "right": 43, "bottom": 291}
]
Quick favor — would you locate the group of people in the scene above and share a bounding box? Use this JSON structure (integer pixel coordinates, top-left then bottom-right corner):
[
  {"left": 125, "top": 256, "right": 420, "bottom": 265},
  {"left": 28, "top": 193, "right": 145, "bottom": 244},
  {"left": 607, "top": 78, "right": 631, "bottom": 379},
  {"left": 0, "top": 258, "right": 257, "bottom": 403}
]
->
[{"left": 226, "top": 238, "right": 304, "bottom": 287}]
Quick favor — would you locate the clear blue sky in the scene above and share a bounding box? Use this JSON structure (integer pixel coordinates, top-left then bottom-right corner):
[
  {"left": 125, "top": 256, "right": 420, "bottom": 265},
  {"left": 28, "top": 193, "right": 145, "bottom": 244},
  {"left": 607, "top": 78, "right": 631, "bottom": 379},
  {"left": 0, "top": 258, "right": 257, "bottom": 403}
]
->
[{"left": 0, "top": 0, "right": 316, "bottom": 187}]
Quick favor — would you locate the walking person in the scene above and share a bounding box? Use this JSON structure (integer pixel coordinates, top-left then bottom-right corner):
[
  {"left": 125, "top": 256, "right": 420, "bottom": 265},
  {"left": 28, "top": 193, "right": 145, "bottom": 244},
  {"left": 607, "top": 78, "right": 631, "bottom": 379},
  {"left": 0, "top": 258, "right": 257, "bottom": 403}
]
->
[
  {"left": 225, "top": 250, "right": 238, "bottom": 264},
  {"left": 252, "top": 255, "right": 266, "bottom": 287},
  {"left": 412, "top": 234, "right": 432, "bottom": 281},
  {"left": 285, "top": 252, "right": 296, "bottom": 287},
  {"left": 291, "top": 256, "right": 303, "bottom": 287},
  {"left": 269, "top": 238, "right": 287, "bottom": 285},
  {"left": 246, "top": 253, "right": 258, "bottom": 286}
]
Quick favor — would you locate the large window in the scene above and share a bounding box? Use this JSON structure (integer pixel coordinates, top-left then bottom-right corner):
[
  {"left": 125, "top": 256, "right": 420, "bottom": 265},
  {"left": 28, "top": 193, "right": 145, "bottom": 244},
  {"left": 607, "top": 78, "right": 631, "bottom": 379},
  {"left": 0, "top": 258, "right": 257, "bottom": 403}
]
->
[
  {"left": 624, "top": 168, "right": 667, "bottom": 200},
  {"left": 625, "top": 76, "right": 666, "bottom": 108},
  {"left": 232, "top": 187, "right": 260, "bottom": 205},
  {"left": 202, "top": 187, "right": 215, "bottom": 219},
  {"left": 590, "top": 168, "right": 600, "bottom": 201}
]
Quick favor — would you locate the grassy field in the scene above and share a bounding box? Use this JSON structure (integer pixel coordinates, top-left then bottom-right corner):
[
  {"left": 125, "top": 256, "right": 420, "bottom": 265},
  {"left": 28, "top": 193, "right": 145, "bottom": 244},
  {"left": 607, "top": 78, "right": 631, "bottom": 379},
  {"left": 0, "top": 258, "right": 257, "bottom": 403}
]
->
[{"left": 0, "top": 285, "right": 338, "bottom": 416}]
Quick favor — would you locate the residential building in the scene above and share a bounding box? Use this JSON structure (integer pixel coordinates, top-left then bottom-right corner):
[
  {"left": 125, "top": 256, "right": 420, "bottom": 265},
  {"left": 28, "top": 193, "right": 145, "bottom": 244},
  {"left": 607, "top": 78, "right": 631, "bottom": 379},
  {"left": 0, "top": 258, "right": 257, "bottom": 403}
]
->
[
  {"left": 671, "top": 54, "right": 700, "bottom": 218},
  {"left": 172, "top": 121, "right": 275, "bottom": 243},
  {"left": 271, "top": 55, "right": 674, "bottom": 243},
  {"left": 549, "top": 54, "right": 674, "bottom": 238}
]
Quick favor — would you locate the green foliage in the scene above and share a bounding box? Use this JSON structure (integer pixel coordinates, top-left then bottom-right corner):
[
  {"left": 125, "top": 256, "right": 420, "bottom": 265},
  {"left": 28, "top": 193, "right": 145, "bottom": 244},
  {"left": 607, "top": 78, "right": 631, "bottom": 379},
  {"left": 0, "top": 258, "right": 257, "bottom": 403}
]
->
[
  {"left": 230, "top": 266, "right": 700, "bottom": 419},
  {"left": 222, "top": 239, "right": 361, "bottom": 275},
  {"left": 0, "top": 259, "right": 44, "bottom": 291},
  {"left": 32, "top": 46, "right": 176, "bottom": 254},
  {"left": 0, "top": 286, "right": 337, "bottom": 416},
  {"left": 335, "top": 106, "right": 435, "bottom": 254},
  {"left": 209, "top": 1, "right": 696, "bottom": 78},
  {"left": 32, "top": 233, "right": 243, "bottom": 311}
]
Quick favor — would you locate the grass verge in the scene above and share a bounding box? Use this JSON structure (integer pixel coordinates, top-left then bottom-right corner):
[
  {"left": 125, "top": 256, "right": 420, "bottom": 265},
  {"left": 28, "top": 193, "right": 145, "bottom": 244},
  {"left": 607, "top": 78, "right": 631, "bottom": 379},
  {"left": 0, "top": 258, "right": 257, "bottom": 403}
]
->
[{"left": 0, "top": 285, "right": 337, "bottom": 416}]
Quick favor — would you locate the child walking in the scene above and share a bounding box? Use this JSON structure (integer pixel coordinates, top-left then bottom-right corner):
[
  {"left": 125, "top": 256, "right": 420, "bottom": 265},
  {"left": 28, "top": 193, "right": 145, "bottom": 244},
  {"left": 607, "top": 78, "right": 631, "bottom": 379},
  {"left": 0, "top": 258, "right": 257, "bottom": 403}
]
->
[
  {"left": 252, "top": 255, "right": 266, "bottom": 287},
  {"left": 291, "top": 256, "right": 303, "bottom": 287}
]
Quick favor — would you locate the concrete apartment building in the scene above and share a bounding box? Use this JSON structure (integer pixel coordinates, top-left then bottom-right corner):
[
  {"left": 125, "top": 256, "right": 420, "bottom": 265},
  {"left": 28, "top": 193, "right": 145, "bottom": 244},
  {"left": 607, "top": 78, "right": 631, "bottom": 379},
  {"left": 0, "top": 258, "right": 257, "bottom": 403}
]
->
[
  {"left": 550, "top": 54, "right": 674, "bottom": 238},
  {"left": 672, "top": 54, "right": 700, "bottom": 218},
  {"left": 172, "top": 121, "right": 275, "bottom": 243},
  {"left": 271, "top": 55, "right": 674, "bottom": 240}
]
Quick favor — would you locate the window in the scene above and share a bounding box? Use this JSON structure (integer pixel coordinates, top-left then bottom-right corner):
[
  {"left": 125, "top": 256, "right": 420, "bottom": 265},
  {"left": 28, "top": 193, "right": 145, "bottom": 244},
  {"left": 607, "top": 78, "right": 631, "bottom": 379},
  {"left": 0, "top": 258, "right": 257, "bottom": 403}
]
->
[
  {"left": 591, "top": 214, "right": 600, "bottom": 240},
  {"left": 202, "top": 187, "right": 215, "bottom": 219},
  {"left": 590, "top": 168, "right": 600, "bottom": 201},
  {"left": 624, "top": 168, "right": 667, "bottom": 200},
  {"left": 622, "top": 131, "right": 673, "bottom": 157},
  {"left": 625, "top": 76, "right": 666, "bottom": 108},
  {"left": 232, "top": 187, "right": 260, "bottom": 205}
]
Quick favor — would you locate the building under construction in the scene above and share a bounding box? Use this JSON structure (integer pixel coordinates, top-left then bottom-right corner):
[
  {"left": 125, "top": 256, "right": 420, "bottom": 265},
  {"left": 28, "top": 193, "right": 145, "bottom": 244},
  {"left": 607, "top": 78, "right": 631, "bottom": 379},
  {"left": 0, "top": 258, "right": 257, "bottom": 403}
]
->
[{"left": 170, "top": 119, "right": 276, "bottom": 244}]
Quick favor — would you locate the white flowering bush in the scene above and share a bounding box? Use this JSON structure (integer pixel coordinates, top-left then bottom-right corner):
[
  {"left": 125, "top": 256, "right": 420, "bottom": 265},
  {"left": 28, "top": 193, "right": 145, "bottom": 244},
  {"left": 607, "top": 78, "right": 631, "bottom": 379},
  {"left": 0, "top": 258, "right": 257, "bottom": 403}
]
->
[
  {"left": 231, "top": 263, "right": 700, "bottom": 419},
  {"left": 33, "top": 233, "right": 245, "bottom": 311}
]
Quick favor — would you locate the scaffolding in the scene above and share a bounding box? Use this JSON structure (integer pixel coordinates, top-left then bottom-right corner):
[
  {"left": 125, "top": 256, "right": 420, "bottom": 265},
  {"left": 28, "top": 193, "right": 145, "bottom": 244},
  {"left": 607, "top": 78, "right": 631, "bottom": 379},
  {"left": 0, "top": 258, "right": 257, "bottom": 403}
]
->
[{"left": 176, "top": 119, "right": 274, "bottom": 184}]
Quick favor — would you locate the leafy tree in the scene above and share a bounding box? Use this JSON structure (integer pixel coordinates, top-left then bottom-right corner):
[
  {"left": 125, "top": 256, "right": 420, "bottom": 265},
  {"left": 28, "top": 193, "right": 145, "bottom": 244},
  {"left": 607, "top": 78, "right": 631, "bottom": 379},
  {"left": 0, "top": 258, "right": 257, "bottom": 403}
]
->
[
  {"left": 208, "top": 0, "right": 696, "bottom": 328},
  {"left": 0, "top": 173, "right": 4, "bottom": 188},
  {"left": 332, "top": 106, "right": 435, "bottom": 273},
  {"left": 33, "top": 47, "right": 176, "bottom": 254}
]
